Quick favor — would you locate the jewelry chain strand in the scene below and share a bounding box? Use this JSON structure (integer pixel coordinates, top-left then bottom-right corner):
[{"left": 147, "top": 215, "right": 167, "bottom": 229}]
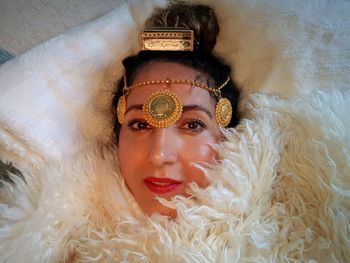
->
[{"left": 124, "top": 76, "right": 230, "bottom": 97}]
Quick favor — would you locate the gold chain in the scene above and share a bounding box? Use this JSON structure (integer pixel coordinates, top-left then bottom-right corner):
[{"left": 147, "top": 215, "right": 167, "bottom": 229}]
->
[{"left": 123, "top": 76, "right": 230, "bottom": 97}]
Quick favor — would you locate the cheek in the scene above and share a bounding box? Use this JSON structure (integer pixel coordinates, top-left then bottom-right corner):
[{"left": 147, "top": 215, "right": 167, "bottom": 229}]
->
[
  {"left": 118, "top": 128, "right": 140, "bottom": 178},
  {"left": 180, "top": 134, "right": 218, "bottom": 187},
  {"left": 184, "top": 129, "right": 218, "bottom": 159},
  {"left": 118, "top": 132, "right": 147, "bottom": 197}
]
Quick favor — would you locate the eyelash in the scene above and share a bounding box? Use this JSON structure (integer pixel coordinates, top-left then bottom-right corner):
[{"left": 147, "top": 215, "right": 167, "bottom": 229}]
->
[
  {"left": 126, "top": 118, "right": 206, "bottom": 132},
  {"left": 127, "top": 119, "right": 151, "bottom": 131},
  {"left": 180, "top": 119, "right": 206, "bottom": 132}
]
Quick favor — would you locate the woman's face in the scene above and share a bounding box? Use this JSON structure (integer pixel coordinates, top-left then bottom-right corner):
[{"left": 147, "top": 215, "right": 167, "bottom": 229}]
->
[{"left": 118, "top": 61, "right": 221, "bottom": 217}]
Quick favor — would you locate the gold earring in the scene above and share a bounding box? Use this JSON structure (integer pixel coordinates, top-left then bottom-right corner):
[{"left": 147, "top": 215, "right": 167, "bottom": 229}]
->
[
  {"left": 117, "top": 95, "right": 127, "bottom": 124},
  {"left": 215, "top": 98, "right": 232, "bottom": 127},
  {"left": 143, "top": 89, "right": 183, "bottom": 128}
]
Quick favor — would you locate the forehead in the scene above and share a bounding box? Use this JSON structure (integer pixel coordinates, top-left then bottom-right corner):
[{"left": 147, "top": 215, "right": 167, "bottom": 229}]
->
[{"left": 127, "top": 61, "right": 214, "bottom": 105}]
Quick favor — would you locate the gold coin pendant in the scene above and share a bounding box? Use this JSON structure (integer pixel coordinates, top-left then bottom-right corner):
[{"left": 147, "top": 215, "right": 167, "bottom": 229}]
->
[
  {"left": 143, "top": 89, "right": 182, "bottom": 128},
  {"left": 117, "top": 95, "right": 127, "bottom": 124},
  {"left": 215, "top": 98, "right": 232, "bottom": 127}
]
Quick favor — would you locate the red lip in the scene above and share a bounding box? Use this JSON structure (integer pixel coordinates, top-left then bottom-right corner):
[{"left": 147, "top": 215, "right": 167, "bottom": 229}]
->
[{"left": 144, "top": 177, "right": 182, "bottom": 194}]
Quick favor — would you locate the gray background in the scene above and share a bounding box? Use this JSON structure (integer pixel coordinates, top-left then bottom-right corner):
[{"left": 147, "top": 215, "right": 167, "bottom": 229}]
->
[{"left": 0, "top": 0, "right": 125, "bottom": 55}]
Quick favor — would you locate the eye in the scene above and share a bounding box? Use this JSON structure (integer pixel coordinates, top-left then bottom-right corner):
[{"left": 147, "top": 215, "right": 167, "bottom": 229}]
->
[
  {"left": 127, "top": 119, "right": 152, "bottom": 131},
  {"left": 180, "top": 119, "right": 206, "bottom": 132}
]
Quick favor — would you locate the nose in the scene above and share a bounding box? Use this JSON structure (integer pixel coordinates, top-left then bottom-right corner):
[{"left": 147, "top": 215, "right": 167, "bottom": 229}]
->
[{"left": 148, "top": 127, "right": 179, "bottom": 167}]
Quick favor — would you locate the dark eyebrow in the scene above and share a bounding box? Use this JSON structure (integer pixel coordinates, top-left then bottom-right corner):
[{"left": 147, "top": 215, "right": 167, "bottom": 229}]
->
[
  {"left": 125, "top": 104, "right": 212, "bottom": 118},
  {"left": 183, "top": 105, "right": 212, "bottom": 118},
  {"left": 125, "top": 104, "right": 143, "bottom": 115}
]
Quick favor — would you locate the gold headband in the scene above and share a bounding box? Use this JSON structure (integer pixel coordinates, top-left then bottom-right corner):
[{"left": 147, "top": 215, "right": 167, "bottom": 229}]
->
[
  {"left": 117, "top": 28, "right": 232, "bottom": 128},
  {"left": 117, "top": 76, "right": 232, "bottom": 128},
  {"left": 123, "top": 77, "right": 230, "bottom": 97}
]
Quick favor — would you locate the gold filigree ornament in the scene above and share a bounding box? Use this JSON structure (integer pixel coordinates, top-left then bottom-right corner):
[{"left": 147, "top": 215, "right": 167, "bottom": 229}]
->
[
  {"left": 141, "top": 28, "right": 194, "bottom": 51},
  {"left": 117, "top": 95, "right": 127, "bottom": 124},
  {"left": 117, "top": 75, "right": 232, "bottom": 127},
  {"left": 143, "top": 89, "right": 183, "bottom": 128},
  {"left": 215, "top": 97, "right": 232, "bottom": 127}
]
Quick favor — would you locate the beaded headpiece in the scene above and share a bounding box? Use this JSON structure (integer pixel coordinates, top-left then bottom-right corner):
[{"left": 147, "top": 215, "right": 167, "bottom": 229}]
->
[{"left": 117, "top": 28, "right": 233, "bottom": 128}]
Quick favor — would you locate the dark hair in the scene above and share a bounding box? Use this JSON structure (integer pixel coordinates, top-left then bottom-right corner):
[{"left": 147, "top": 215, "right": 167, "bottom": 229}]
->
[{"left": 112, "top": 2, "right": 240, "bottom": 140}]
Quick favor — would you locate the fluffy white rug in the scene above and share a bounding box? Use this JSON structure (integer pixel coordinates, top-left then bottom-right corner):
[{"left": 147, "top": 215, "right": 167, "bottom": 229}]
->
[{"left": 0, "top": 0, "right": 349, "bottom": 262}]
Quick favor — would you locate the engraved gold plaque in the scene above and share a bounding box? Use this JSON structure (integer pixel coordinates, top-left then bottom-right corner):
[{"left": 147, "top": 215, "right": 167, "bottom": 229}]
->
[
  {"left": 141, "top": 30, "right": 194, "bottom": 51},
  {"left": 143, "top": 89, "right": 183, "bottom": 128},
  {"left": 215, "top": 98, "right": 232, "bottom": 127},
  {"left": 117, "top": 95, "right": 127, "bottom": 124}
]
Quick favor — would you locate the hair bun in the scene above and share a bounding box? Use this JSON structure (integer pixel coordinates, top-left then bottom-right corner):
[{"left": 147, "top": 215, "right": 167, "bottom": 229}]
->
[{"left": 145, "top": 1, "right": 219, "bottom": 52}]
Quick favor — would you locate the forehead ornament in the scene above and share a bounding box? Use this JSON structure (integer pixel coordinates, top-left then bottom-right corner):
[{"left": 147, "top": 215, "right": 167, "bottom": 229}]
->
[
  {"left": 117, "top": 76, "right": 232, "bottom": 128},
  {"left": 117, "top": 27, "right": 232, "bottom": 128},
  {"left": 143, "top": 87, "right": 183, "bottom": 128}
]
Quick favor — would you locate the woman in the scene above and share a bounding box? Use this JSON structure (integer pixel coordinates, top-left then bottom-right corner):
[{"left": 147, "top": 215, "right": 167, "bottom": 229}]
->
[
  {"left": 113, "top": 2, "right": 240, "bottom": 217},
  {"left": 0, "top": 1, "right": 349, "bottom": 262}
]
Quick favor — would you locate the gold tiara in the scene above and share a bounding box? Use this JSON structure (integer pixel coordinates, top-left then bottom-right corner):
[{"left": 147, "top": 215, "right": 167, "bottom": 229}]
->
[
  {"left": 141, "top": 28, "right": 195, "bottom": 51},
  {"left": 123, "top": 76, "right": 230, "bottom": 97},
  {"left": 118, "top": 28, "right": 232, "bottom": 128},
  {"left": 117, "top": 76, "right": 232, "bottom": 128}
]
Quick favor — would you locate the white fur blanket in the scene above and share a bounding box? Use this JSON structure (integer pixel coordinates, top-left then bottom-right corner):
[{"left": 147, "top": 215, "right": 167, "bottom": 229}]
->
[{"left": 0, "top": 0, "right": 349, "bottom": 262}]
